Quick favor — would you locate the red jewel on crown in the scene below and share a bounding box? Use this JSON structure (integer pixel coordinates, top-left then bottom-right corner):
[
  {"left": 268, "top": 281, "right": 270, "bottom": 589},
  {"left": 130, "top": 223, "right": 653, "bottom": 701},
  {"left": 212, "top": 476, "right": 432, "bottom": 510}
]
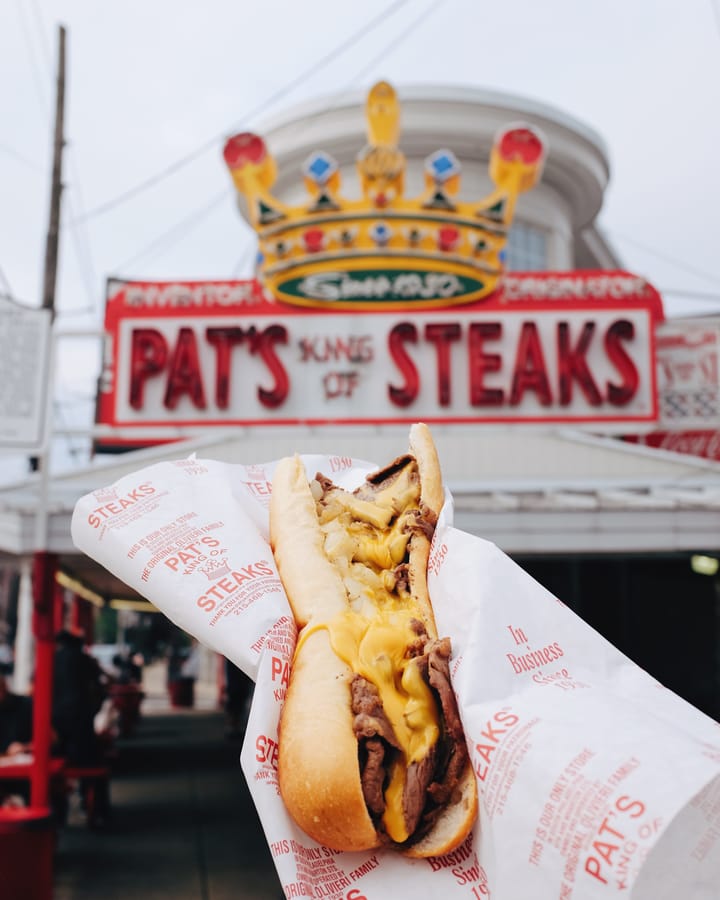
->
[
  {"left": 303, "top": 228, "right": 325, "bottom": 253},
  {"left": 437, "top": 226, "right": 460, "bottom": 252},
  {"left": 222, "top": 132, "right": 267, "bottom": 169},
  {"left": 496, "top": 127, "right": 544, "bottom": 165}
]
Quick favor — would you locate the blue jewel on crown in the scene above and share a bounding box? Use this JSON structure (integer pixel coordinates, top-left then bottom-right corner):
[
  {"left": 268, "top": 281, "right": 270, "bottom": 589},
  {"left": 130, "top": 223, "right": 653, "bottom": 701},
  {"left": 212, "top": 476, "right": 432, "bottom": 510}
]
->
[
  {"left": 370, "top": 222, "right": 392, "bottom": 247},
  {"left": 303, "top": 151, "right": 338, "bottom": 186},
  {"left": 425, "top": 149, "right": 461, "bottom": 185}
]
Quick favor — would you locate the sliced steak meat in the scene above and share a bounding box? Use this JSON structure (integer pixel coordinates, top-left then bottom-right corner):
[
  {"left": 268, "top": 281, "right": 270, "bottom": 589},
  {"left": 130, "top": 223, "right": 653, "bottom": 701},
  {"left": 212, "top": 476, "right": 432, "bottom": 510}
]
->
[
  {"left": 350, "top": 639, "right": 468, "bottom": 847},
  {"left": 392, "top": 563, "right": 410, "bottom": 596},
  {"left": 361, "top": 738, "right": 387, "bottom": 817},
  {"left": 313, "top": 473, "right": 335, "bottom": 496},
  {"left": 414, "top": 638, "right": 470, "bottom": 835},
  {"left": 403, "top": 504, "right": 437, "bottom": 541},
  {"left": 427, "top": 639, "right": 465, "bottom": 744},
  {"left": 360, "top": 454, "right": 416, "bottom": 491},
  {"left": 351, "top": 675, "right": 400, "bottom": 824},
  {"left": 426, "top": 744, "right": 467, "bottom": 809},
  {"left": 351, "top": 675, "right": 400, "bottom": 748},
  {"left": 403, "top": 740, "right": 439, "bottom": 836},
  {"left": 405, "top": 617, "right": 428, "bottom": 658}
]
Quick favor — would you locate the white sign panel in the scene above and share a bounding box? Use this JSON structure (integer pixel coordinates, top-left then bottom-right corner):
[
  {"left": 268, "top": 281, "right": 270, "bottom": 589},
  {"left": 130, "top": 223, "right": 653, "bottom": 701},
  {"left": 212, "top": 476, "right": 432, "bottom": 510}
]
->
[
  {"left": 97, "top": 275, "right": 662, "bottom": 446},
  {"left": 654, "top": 319, "right": 720, "bottom": 428},
  {"left": 112, "top": 309, "right": 656, "bottom": 425},
  {"left": 0, "top": 298, "right": 51, "bottom": 449}
]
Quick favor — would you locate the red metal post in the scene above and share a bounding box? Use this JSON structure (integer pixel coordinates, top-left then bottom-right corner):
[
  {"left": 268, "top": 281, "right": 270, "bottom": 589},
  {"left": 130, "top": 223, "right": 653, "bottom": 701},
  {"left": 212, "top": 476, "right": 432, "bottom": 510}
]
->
[{"left": 30, "top": 551, "right": 59, "bottom": 810}]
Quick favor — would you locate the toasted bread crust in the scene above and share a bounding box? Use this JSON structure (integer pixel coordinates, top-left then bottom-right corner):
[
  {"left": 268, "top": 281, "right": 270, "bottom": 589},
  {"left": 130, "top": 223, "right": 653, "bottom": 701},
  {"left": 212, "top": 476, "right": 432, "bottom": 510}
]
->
[
  {"left": 409, "top": 422, "right": 445, "bottom": 517},
  {"left": 407, "top": 423, "right": 443, "bottom": 638},
  {"left": 271, "top": 457, "right": 379, "bottom": 851},
  {"left": 278, "top": 629, "right": 380, "bottom": 851},
  {"left": 270, "top": 455, "right": 347, "bottom": 627}
]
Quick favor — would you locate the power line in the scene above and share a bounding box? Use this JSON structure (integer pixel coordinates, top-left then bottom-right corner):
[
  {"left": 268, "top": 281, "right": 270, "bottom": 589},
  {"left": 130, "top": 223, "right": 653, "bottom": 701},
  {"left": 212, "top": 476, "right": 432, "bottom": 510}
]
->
[
  {"left": 15, "top": 0, "right": 48, "bottom": 110},
  {"left": 51, "top": 398, "right": 83, "bottom": 462},
  {"left": 56, "top": 305, "right": 97, "bottom": 319},
  {"left": 608, "top": 229, "right": 720, "bottom": 288},
  {"left": 28, "top": 0, "right": 52, "bottom": 66},
  {"left": 235, "top": 1, "right": 450, "bottom": 173},
  {"left": 112, "top": 0, "right": 442, "bottom": 279},
  {"left": 0, "top": 143, "right": 42, "bottom": 171},
  {"left": 112, "top": 188, "right": 228, "bottom": 273},
  {"left": 345, "top": 0, "right": 446, "bottom": 87},
  {"left": 71, "top": 0, "right": 414, "bottom": 226},
  {"left": 64, "top": 158, "right": 100, "bottom": 316},
  {"left": 230, "top": 243, "right": 258, "bottom": 279}
]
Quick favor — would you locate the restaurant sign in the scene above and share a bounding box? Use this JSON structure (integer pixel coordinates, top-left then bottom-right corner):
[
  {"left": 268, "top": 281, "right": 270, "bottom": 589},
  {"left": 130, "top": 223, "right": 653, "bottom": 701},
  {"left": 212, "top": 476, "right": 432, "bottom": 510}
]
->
[
  {"left": 624, "top": 318, "right": 720, "bottom": 461},
  {"left": 95, "top": 271, "right": 662, "bottom": 447}
]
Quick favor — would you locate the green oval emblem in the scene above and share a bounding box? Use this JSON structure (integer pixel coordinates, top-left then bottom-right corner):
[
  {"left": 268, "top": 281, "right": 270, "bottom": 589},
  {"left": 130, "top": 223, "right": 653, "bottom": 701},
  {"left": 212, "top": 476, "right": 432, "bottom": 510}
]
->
[{"left": 276, "top": 269, "right": 487, "bottom": 305}]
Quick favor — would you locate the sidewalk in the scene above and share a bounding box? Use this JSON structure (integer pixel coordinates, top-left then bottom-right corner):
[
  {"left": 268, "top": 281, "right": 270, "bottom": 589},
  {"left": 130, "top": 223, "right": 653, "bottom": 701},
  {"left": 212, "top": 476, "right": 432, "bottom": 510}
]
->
[{"left": 53, "top": 667, "right": 284, "bottom": 900}]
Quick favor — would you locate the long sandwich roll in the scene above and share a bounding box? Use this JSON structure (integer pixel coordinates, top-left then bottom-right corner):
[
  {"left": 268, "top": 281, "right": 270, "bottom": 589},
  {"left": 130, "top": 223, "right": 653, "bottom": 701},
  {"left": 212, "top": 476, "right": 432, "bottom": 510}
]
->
[{"left": 269, "top": 423, "right": 478, "bottom": 857}]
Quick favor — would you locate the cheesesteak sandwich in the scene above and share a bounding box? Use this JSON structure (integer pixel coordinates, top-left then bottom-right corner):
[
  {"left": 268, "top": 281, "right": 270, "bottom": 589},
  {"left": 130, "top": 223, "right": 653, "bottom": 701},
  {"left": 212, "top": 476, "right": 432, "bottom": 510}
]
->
[{"left": 269, "top": 423, "right": 478, "bottom": 857}]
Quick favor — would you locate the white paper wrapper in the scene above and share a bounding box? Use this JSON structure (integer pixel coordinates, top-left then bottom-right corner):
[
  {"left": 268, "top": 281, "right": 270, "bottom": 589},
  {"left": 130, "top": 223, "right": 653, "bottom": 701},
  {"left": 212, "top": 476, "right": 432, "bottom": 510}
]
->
[{"left": 71, "top": 452, "right": 720, "bottom": 900}]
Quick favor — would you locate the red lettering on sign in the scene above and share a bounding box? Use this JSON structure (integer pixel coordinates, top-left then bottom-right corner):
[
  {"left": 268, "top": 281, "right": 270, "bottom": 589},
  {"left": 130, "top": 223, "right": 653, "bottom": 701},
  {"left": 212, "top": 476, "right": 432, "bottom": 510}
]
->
[
  {"left": 510, "top": 321, "right": 552, "bottom": 406},
  {"left": 129, "top": 328, "right": 168, "bottom": 409},
  {"left": 206, "top": 326, "right": 246, "bottom": 409},
  {"left": 388, "top": 322, "right": 419, "bottom": 406},
  {"left": 128, "top": 324, "right": 289, "bottom": 412},
  {"left": 164, "top": 327, "right": 207, "bottom": 410},
  {"left": 557, "top": 321, "right": 601, "bottom": 406},
  {"left": 605, "top": 319, "right": 639, "bottom": 406},
  {"left": 124, "top": 314, "right": 646, "bottom": 420},
  {"left": 249, "top": 324, "right": 289, "bottom": 408},
  {"left": 425, "top": 322, "right": 461, "bottom": 406},
  {"left": 469, "top": 321, "right": 504, "bottom": 406}
]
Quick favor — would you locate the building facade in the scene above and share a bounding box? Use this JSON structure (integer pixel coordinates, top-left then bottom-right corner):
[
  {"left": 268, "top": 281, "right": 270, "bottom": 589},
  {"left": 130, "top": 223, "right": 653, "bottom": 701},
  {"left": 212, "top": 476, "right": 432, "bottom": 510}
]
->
[{"left": 0, "top": 83, "right": 718, "bottom": 720}]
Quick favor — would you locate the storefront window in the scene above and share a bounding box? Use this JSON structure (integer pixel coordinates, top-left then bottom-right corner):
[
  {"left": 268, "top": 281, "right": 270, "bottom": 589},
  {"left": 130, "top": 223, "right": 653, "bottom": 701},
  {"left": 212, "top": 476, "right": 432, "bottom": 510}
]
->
[{"left": 505, "top": 223, "right": 548, "bottom": 271}]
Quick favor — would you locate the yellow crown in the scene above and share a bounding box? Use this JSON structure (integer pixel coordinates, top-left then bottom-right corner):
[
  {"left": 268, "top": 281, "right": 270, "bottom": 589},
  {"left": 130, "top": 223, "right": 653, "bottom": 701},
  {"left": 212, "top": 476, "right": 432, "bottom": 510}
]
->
[{"left": 223, "top": 81, "right": 546, "bottom": 309}]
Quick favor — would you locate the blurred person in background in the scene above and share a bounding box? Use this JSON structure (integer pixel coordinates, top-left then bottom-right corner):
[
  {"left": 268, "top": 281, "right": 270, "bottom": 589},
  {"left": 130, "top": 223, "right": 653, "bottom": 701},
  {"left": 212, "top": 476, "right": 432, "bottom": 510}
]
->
[
  {"left": 167, "top": 638, "right": 200, "bottom": 708},
  {"left": 0, "top": 672, "right": 33, "bottom": 808},
  {"left": 52, "top": 629, "right": 112, "bottom": 825},
  {"left": 52, "top": 629, "right": 107, "bottom": 765},
  {"left": 112, "top": 650, "right": 142, "bottom": 685},
  {"left": 0, "top": 672, "right": 32, "bottom": 758}
]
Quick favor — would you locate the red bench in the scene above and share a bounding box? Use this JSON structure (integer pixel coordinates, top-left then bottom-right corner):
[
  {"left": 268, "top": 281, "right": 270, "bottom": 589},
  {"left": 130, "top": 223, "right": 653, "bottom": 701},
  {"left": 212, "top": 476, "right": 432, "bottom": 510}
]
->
[{"left": 0, "top": 758, "right": 111, "bottom": 827}]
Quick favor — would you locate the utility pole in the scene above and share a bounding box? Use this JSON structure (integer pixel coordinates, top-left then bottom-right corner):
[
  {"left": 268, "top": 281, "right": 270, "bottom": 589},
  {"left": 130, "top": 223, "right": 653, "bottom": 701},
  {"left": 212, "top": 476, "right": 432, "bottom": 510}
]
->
[
  {"left": 42, "top": 24, "right": 66, "bottom": 322},
  {"left": 29, "top": 24, "right": 65, "bottom": 476},
  {"left": 28, "top": 23, "right": 67, "bottom": 815}
]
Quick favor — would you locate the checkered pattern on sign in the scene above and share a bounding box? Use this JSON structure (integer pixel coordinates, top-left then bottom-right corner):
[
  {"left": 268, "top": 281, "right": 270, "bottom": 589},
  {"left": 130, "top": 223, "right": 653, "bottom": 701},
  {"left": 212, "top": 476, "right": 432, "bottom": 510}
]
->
[{"left": 662, "top": 389, "right": 720, "bottom": 420}]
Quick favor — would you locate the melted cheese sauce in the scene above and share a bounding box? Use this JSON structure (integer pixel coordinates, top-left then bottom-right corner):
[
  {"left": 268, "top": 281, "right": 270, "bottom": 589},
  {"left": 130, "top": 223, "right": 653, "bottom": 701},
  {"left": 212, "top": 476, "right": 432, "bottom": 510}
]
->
[{"left": 296, "top": 462, "right": 440, "bottom": 843}]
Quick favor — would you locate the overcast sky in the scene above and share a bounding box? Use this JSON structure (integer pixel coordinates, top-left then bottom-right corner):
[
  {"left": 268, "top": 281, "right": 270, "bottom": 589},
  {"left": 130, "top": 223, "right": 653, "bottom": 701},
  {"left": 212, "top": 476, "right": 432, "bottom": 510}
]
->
[{"left": 2, "top": 0, "right": 720, "bottom": 472}]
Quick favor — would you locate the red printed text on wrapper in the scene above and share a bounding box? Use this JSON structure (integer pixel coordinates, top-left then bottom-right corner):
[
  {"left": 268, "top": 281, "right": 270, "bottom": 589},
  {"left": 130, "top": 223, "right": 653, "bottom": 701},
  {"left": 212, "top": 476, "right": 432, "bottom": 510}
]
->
[
  {"left": 583, "top": 794, "right": 659, "bottom": 891},
  {"left": 428, "top": 834, "right": 492, "bottom": 896}
]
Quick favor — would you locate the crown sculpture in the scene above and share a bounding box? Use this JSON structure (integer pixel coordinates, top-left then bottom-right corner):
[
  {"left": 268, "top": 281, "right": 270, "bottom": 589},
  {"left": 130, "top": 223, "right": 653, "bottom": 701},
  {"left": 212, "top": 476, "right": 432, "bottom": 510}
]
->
[{"left": 223, "top": 81, "right": 546, "bottom": 309}]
